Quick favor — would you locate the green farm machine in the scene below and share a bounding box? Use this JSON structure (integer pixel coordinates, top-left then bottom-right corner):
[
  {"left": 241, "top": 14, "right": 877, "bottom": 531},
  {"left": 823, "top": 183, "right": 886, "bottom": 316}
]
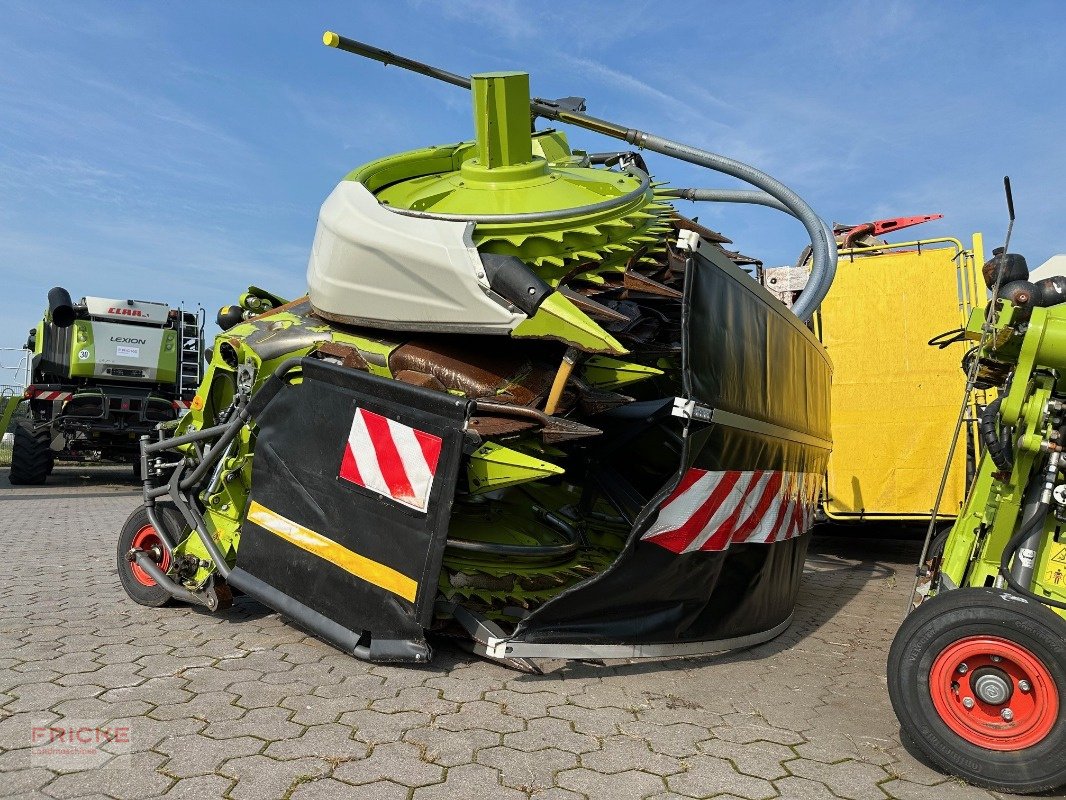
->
[
  {"left": 7, "top": 288, "right": 203, "bottom": 484},
  {"left": 889, "top": 208, "right": 1066, "bottom": 792},
  {"left": 116, "top": 31, "right": 837, "bottom": 673}
]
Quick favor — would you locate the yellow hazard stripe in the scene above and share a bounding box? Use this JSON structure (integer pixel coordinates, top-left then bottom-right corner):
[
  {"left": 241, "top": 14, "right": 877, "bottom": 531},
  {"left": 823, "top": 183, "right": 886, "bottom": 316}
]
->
[{"left": 246, "top": 501, "right": 418, "bottom": 603}]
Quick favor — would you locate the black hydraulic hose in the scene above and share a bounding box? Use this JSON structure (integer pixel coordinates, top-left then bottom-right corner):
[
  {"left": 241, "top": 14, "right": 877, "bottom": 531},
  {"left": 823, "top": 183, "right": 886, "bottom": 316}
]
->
[
  {"left": 998, "top": 453, "right": 1066, "bottom": 611},
  {"left": 445, "top": 509, "right": 581, "bottom": 559},
  {"left": 979, "top": 398, "right": 1013, "bottom": 471}
]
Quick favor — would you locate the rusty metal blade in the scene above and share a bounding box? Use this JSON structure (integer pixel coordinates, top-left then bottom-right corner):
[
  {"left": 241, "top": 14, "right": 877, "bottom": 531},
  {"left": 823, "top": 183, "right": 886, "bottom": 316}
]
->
[
  {"left": 622, "top": 270, "right": 683, "bottom": 299},
  {"left": 557, "top": 285, "right": 634, "bottom": 323}
]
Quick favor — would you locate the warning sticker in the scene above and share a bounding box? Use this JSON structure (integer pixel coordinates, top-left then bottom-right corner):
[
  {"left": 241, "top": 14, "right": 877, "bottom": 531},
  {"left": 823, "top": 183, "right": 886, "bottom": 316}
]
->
[
  {"left": 1043, "top": 542, "right": 1066, "bottom": 587},
  {"left": 116, "top": 346, "right": 140, "bottom": 358}
]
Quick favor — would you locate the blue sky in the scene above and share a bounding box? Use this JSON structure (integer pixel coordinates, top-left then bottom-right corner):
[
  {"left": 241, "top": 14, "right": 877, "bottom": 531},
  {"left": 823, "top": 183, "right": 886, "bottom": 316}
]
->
[{"left": 1, "top": 1, "right": 1064, "bottom": 354}]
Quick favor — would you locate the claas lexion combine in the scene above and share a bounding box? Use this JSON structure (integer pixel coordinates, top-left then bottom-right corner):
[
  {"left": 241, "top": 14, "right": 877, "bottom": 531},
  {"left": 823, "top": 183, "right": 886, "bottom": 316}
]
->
[{"left": 117, "top": 32, "right": 837, "bottom": 673}]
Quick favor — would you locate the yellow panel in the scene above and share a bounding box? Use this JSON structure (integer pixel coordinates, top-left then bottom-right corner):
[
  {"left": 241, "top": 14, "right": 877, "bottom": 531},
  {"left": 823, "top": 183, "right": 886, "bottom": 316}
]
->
[
  {"left": 246, "top": 501, "right": 418, "bottom": 602},
  {"left": 820, "top": 245, "right": 972, "bottom": 518}
]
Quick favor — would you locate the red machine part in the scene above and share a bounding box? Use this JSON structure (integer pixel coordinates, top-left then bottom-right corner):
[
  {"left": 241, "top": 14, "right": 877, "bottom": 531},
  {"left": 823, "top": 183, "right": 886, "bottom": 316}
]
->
[{"left": 840, "top": 213, "right": 943, "bottom": 247}]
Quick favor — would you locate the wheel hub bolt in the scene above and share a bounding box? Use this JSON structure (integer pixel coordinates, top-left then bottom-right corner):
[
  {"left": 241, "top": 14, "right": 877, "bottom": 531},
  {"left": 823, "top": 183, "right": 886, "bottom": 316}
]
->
[
  {"left": 1002, "top": 708, "right": 1014, "bottom": 721},
  {"left": 962, "top": 697, "right": 975, "bottom": 709},
  {"left": 958, "top": 663, "right": 969, "bottom": 674},
  {"left": 991, "top": 655, "right": 1002, "bottom": 663},
  {"left": 1019, "top": 680, "right": 1031, "bottom": 692}
]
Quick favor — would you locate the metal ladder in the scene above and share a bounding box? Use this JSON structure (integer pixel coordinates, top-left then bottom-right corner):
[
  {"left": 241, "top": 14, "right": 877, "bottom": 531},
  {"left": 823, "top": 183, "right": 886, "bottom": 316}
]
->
[{"left": 176, "top": 304, "right": 206, "bottom": 401}]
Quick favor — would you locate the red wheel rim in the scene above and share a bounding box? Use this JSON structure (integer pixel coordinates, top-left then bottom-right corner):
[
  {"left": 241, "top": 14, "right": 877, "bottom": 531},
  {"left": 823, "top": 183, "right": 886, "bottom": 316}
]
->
[
  {"left": 929, "top": 635, "right": 1059, "bottom": 751},
  {"left": 129, "top": 525, "right": 170, "bottom": 587}
]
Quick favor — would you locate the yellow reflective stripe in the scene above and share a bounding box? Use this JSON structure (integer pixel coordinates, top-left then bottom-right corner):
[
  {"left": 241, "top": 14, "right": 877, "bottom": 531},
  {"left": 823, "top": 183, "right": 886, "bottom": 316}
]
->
[{"left": 246, "top": 501, "right": 418, "bottom": 603}]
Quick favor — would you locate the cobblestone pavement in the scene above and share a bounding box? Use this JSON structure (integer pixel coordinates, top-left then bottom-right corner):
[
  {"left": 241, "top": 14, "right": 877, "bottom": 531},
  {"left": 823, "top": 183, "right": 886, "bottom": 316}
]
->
[{"left": 0, "top": 467, "right": 1045, "bottom": 799}]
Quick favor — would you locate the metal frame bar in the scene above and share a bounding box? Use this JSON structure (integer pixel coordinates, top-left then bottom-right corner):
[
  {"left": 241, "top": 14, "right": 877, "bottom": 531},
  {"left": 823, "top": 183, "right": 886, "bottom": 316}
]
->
[{"left": 489, "top": 614, "right": 793, "bottom": 660}]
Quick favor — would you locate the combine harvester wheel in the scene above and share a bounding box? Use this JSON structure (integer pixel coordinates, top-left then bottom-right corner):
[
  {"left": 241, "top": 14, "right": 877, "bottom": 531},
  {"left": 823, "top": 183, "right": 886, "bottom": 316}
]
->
[{"left": 8, "top": 422, "right": 52, "bottom": 485}]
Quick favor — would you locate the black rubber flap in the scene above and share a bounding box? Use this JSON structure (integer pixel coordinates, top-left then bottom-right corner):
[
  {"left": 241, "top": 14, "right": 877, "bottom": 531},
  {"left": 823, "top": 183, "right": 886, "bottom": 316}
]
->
[
  {"left": 238, "top": 357, "right": 469, "bottom": 660},
  {"left": 510, "top": 251, "right": 831, "bottom": 647}
]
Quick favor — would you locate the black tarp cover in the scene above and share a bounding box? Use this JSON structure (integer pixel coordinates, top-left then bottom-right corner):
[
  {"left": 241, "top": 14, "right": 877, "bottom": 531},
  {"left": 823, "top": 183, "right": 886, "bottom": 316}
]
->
[{"left": 508, "top": 248, "right": 832, "bottom": 648}]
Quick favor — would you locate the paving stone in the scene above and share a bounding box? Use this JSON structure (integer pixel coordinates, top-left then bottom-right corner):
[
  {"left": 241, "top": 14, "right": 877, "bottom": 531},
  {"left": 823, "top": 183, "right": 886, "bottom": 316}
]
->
[
  {"left": 618, "top": 720, "right": 711, "bottom": 758},
  {"left": 340, "top": 708, "right": 432, "bottom": 744},
  {"left": 477, "top": 744, "right": 578, "bottom": 791},
  {"left": 403, "top": 722, "right": 500, "bottom": 768},
  {"left": 550, "top": 701, "right": 636, "bottom": 736},
  {"left": 879, "top": 778, "right": 1002, "bottom": 800},
  {"left": 370, "top": 686, "right": 459, "bottom": 716},
  {"left": 788, "top": 757, "right": 891, "bottom": 800},
  {"left": 332, "top": 741, "right": 444, "bottom": 787},
  {"left": 155, "top": 773, "right": 235, "bottom": 799},
  {"left": 201, "top": 705, "right": 304, "bottom": 742},
  {"left": 772, "top": 776, "right": 843, "bottom": 800},
  {"left": 156, "top": 732, "right": 263, "bottom": 777},
  {"left": 484, "top": 688, "right": 563, "bottom": 719},
  {"left": 295, "top": 778, "right": 410, "bottom": 799},
  {"left": 697, "top": 736, "right": 795, "bottom": 780},
  {"left": 263, "top": 722, "right": 369, "bottom": 762},
  {"left": 502, "top": 716, "right": 598, "bottom": 754},
  {"left": 149, "top": 689, "right": 243, "bottom": 723},
  {"left": 280, "top": 692, "right": 367, "bottom": 726},
  {"left": 0, "top": 766, "right": 56, "bottom": 796},
  {"left": 219, "top": 754, "right": 330, "bottom": 800},
  {"left": 557, "top": 767, "right": 666, "bottom": 800},
  {"left": 4, "top": 681, "right": 104, "bottom": 714},
  {"left": 411, "top": 762, "right": 526, "bottom": 799},
  {"left": 665, "top": 754, "right": 777, "bottom": 800},
  {"left": 581, "top": 735, "right": 683, "bottom": 776},
  {"left": 435, "top": 699, "right": 526, "bottom": 735},
  {"left": 44, "top": 752, "right": 171, "bottom": 799}
]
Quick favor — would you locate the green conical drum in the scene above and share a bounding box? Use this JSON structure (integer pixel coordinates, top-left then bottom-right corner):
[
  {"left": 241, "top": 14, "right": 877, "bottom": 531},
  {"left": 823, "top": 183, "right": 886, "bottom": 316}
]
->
[{"left": 350, "top": 71, "right": 672, "bottom": 284}]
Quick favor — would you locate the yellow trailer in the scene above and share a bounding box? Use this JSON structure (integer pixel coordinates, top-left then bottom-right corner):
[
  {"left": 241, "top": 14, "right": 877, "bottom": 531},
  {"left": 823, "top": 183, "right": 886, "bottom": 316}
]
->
[{"left": 814, "top": 233, "right": 986, "bottom": 521}]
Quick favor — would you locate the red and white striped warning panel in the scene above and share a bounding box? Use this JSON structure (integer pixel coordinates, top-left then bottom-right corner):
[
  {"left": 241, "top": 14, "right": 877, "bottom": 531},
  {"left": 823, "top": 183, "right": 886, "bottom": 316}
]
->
[
  {"left": 172, "top": 400, "right": 192, "bottom": 410},
  {"left": 641, "top": 468, "right": 821, "bottom": 554},
  {"left": 339, "top": 407, "right": 443, "bottom": 512},
  {"left": 32, "top": 391, "right": 73, "bottom": 402}
]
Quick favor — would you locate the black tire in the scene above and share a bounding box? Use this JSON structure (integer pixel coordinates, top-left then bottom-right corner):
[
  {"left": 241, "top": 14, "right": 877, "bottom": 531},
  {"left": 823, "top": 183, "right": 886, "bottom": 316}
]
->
[
  {"left": 117, "top": 503, "right": 186, "bottom": 608},
  {"left": 888, "top": 587, "right": 1066, "bottom": 793},
  {"left": 8, "top": 422, "right": 52, "bottom": 485}
]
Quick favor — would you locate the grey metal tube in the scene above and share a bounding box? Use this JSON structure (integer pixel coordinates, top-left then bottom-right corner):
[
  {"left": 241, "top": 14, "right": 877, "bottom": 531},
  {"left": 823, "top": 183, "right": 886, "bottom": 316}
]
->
[
  {"left": 663, "top": 187, "right": 836, "bottom": 286},
  {"left": 132, "top": 552, "right": 209, "bottom": 606},
  {"left": 653, "top": 172, "right": 837, "bottom": 322}
]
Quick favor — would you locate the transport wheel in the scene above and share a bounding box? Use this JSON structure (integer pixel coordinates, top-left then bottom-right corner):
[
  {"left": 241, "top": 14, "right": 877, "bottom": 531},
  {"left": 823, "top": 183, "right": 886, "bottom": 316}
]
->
[
  {"left": 888, "top": 587, "right": 1066, "bottom": 793},
  {"left": 8, "top": 422, "right": 51, "bottom": 485},
  {"left": 117, "top": 504, "right": 185, "bottom": 607}
]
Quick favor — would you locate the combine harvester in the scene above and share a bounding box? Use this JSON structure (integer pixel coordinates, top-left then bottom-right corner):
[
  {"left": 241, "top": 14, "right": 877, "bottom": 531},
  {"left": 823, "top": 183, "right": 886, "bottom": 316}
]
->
[
  {"left": 890, "top": 183, "right": 1066, "bottom": 793},
  {"left": 116, "top": 33, "right": 837, "bottom": 672},
  {"left": 5, "top": 288, "right": 203, "bottom": 484}
]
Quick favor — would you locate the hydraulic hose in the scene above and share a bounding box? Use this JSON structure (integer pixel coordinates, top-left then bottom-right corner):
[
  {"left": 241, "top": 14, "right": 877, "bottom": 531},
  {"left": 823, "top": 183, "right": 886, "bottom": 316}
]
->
[
  {"left": 628, "top": 137, "right": 837, "bottom": 321},
  {"left": 661, "top": 187, "right": 836, "bottom": 305},
  {"left": 445, "top": 508, "right": 581, "bottom": 560},
  {"left": 998, "top": 452, "right": 1066, "bottom": 610},
  {"left": 979, "top": 398, "right": 1014, "bottom": 472}
]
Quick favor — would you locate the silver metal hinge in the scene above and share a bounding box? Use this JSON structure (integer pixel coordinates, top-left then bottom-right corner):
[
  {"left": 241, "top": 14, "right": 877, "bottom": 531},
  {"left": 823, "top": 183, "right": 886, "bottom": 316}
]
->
[{"left": 671, "top": 397, "right": 713, "bottom": 422}]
